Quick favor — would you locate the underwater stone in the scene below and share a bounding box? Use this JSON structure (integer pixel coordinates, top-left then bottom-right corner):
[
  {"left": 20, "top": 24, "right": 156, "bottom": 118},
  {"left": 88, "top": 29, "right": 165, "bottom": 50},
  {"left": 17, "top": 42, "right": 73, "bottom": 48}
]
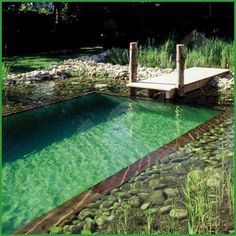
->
[
  {"left": 70, "top": 225, "right": 82, "bottom": 234},
  {"left": 100, "top": 201, "right": 112, "bottom": 209},
  {"left": 95, "top": 215, "right": 109, "bottom": 226},
  {"left": 63, "top": 225, "right": 71, "bottom": 234},
  {"left": 83, "top": 218, "right": 96, "bottom": 232},
  {"left": 79, "top": 209, "right": 96, "bottom": 220}
]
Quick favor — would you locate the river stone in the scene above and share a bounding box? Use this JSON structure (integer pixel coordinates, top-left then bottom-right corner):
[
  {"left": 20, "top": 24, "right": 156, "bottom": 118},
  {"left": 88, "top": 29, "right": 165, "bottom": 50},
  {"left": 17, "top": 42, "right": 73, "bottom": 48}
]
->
[
  {"left": 128, "top": 196, "right": 142, "bottom": 207},
  {"left": 159, "top": 205, "right": 172, "bottom": 214},
  {"left": 70, "top": 225, "right": 82, "bottom": 234},
  {"left": 128, "top": 189, "right": 139, "bottom": 195},
  {"left": 95, "top": 215, "right": 108, "bottom": 226},
  {"left": 164, "top": 188, "right": 178, "bottom": 198},
  {"left": 63, "top": 225, "right": 71, "bottom": 234},
  {"left": 141, "top": 202, "right": 151, "bottom": 210},
  {"left": 100, "top": 201, "right": 112, "bottom": 209},
  {"left": 107, "top": 195, "right": 118, "bottom": 203},
  {"left": 83, "top": 218, "right": 96, "bottom": 232},
  {"left": 148, "top": 208, "right": 159, "bottom": 214},
  {"left": 79, "top": 209, "right": 96, "bottom": 220},
  {"left": 137, "top": 192, "right": 150, "bottom": 200},
  {"left": 148, "top": 190, "right": 165, "bottom": 205},
  {"left": 169, "top": 209, "right": 188, "bottom": 219},
  {"left": 132, "top": 181, "right": 143, "bottom": 190},
  {"left": 120, "top": 183, "right": 132, "bottom": 191},
  {"left": 149, "top": 179, "right": 167, "bottom": 190}
]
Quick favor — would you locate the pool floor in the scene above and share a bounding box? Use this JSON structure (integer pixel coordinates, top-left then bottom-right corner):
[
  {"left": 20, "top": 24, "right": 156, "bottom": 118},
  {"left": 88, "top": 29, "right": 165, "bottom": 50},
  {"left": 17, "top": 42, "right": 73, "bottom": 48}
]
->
[{"left": 3, "top": 93, "right": 219, "bottom": 233}]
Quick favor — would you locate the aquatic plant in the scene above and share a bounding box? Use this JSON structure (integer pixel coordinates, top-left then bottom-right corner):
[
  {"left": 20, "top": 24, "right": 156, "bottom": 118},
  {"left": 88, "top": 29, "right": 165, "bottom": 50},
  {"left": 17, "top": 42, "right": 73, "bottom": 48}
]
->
[
  {"left": 106, "top": 48, "right": 129, "bottom": 65},
  {"left": 106, "top": 33, "right": 233, "bottom": 70}
]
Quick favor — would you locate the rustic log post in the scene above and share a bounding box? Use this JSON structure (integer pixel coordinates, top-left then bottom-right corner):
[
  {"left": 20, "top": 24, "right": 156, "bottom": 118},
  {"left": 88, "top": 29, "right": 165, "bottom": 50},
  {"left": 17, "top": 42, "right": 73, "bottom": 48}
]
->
[
  {"left": 129, "top": 42, "right": 138, "bottom": 96},
  {"left": 176, "top": 44, "right": 185, "bottom": 96}
]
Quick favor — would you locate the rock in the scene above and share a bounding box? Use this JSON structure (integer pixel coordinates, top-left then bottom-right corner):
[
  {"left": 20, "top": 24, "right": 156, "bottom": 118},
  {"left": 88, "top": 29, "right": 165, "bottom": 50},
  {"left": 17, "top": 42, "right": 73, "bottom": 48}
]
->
[
  {"left": 141, "top": 202, "right": 151, "bottom": 210},
  {"left": 63, "top": 225, "right": 71, "bottom": 234},
  {"left": 169, "top": 209, "right": 188, "bottom": 219},
  {"left": 79, "top": 209, "right": 96, "bottom": 220},
  {"left": 128, "top": 196, "right": 142, "bottom": 208},
  {"left": 94, "top": 83, "right": 107, "bottom": 89},
  {"left": 107, "top": 195, "right": 118, "bottom": 204},
  {"left": 132, "top": 181, "right": 143, "bottom": 190},
  {"left": 137, "top": 192, "right": 150, "bottom": 200},
  {"left": 148, "top": 179, "right": 167, "bottom": 190},
  {"left": 50, "top": 225, "right": 63, "bottom": 234},
  {"left": 164, "top": 188, "right": 178, "bottom": 198},
  {"left": 100, "top": 201, "right": 112, "bottom": 209},
  {"left": 83, "top": 218, "right": 96, "bottom": 232},
  {"left": 120, "top": 183, "right": 132, "bottom": 191},
  {"left": 159, "top": 205, "right": 172, "bottom": 214},
  {"left": 148, "top": 190, "right": 165, "bottom": 205},
  {"left": 94, "top": 215, "right": 108, "bottom": 226},
  {"left": 70, "top": 225, "right": 82, "bottom": 234}
]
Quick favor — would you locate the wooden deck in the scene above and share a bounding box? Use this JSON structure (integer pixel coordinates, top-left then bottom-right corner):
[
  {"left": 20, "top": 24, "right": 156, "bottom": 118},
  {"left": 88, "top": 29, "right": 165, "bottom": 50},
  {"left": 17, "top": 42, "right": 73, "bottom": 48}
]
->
[{"left": 127, "top": 67, "right": 230, "bottom": 99}]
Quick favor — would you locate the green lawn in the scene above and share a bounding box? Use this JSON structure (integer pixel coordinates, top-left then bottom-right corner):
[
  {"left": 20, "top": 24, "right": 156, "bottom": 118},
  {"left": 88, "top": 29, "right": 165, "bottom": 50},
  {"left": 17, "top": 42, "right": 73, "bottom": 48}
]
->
[{"left": 3, "top": 47, "right": 103, "bottom": 74}]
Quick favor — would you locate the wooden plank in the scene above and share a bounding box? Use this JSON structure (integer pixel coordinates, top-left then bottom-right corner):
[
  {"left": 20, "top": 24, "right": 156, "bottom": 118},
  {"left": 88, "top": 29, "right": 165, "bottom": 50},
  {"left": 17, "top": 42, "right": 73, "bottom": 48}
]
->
[{"left": 127, "top": 67, "right": 230, "bottom": 94}]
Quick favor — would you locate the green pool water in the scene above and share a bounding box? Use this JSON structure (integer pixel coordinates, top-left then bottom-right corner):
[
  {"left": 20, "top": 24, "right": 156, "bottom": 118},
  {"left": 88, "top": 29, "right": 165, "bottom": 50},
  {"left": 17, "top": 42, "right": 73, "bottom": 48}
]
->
[{"left": 3, "top": 93, "right": 219, "bottom": 233}]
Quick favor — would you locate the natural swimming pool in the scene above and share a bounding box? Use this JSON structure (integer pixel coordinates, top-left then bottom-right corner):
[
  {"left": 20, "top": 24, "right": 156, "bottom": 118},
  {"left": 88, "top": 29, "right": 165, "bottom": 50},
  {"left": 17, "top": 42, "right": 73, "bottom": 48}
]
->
[{"left": 3, "top": 93, "right": 220, "bottom": 233}]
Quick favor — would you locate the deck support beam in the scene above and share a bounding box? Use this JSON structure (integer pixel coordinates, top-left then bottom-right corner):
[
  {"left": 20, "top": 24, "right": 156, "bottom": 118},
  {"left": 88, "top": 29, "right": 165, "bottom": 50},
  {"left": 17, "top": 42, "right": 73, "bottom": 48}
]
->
[
  {"left": 129, "top": 42, "right": 138, "bottom": 96},
  {"left": 176, "top": 44, "right": 185, "bottom": 96}
]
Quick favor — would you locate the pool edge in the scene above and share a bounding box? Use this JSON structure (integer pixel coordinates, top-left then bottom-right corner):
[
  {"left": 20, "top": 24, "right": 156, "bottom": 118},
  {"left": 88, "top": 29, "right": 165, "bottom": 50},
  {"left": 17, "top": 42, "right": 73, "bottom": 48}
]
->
[{"left": 12, "top": 107, "right": 233, "bottom": 234}]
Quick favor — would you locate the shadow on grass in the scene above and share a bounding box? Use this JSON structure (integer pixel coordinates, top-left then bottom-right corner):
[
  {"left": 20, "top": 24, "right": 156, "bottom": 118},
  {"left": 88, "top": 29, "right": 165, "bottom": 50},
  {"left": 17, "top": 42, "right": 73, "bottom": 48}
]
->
[{"left": 3, "top": 47, "right": 103, "bottom": 74}]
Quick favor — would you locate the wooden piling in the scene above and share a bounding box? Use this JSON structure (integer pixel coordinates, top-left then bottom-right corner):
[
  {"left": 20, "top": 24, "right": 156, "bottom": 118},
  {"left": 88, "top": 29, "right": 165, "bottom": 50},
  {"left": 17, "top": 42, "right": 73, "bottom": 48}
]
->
[
  {"left": 129, "top": 42, "right": 138, "bottom": 96},
  {"left": 176, "top": 44, "right": 185, "bottom": 96}
]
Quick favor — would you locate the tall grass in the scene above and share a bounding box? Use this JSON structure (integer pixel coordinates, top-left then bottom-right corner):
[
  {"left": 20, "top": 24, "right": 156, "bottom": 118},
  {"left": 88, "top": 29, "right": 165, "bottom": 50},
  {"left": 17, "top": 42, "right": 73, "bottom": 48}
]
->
[
  {"left": 106, "top": 33, "right": 234, "bottom": 70},
  {"left": 2, "top": 63, "right": 11, "bottom": 95},
  {"left": 182, "top": 165, "right": 233, "bottom": 234}
]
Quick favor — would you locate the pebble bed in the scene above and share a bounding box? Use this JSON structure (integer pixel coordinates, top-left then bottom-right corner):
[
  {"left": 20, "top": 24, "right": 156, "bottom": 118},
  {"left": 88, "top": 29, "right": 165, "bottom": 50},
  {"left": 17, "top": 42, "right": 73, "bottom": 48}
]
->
[{"left": 50, "top": 116, "right": 233, "bottom": 234}]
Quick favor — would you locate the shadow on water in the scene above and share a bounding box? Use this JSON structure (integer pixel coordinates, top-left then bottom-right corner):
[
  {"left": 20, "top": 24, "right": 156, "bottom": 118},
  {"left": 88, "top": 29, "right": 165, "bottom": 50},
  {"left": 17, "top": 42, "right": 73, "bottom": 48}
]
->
[{"left": 3, "top": 93, "right": 125, "bottom": 164}]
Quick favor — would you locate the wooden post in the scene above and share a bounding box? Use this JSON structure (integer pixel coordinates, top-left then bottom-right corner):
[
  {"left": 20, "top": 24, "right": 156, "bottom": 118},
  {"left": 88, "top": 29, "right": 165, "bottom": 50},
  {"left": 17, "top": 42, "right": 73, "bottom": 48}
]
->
[
  {"left": 129, "top": 42, "right": 138, "bottom": 96},
  {"left": 176, "top": 44, "right": 185, "bottom": 96}
]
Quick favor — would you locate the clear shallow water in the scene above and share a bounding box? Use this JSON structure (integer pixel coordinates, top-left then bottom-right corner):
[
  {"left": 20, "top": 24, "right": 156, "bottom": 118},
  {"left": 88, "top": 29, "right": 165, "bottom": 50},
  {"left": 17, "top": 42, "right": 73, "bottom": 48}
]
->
[{"left": 3, "top": 93, "right": 219, "bottom": 233}]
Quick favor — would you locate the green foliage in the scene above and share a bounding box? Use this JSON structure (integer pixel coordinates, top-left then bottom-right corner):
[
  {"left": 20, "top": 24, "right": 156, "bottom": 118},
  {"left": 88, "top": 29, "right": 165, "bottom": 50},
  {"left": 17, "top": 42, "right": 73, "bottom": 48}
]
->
[
  {"left": 19, "top": 3, "right": 52, "bottom": 15},
  {"left": 139, "top": 39, "right": 175, "bottom": 68},
  {"left": 2, "top": 63, "right": 10, "bottom": 80},
  {"left": 2, "top": 63, "right": 11, "bottom": 95},
  {"left": 185, "top": 33, "right": 234, "bottom": 70},
  {"left": 182, "top": 166, "right": 233, "bottom": 234},
  {"left": 107, "top": 33, "right": 233, "bottom": 71},
  {"left": 106, "top": 48, "right": 129, "bottom": 65}
]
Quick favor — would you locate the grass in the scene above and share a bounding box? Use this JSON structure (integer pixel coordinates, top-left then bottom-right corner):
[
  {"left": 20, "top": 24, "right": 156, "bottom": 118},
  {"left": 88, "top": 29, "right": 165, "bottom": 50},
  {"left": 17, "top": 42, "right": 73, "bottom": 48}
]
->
[
  {"left": 3, "top": 47, "right": 102, "bottom": 74},
  {"left": 182, "top": 164, "right": 233, "bottom": 234},
  {"left": 2, "top": 63, "right": 11, "bottom": 95},
  {"left": 107, "top": 33, "right": 234, "bottom": 71}
]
